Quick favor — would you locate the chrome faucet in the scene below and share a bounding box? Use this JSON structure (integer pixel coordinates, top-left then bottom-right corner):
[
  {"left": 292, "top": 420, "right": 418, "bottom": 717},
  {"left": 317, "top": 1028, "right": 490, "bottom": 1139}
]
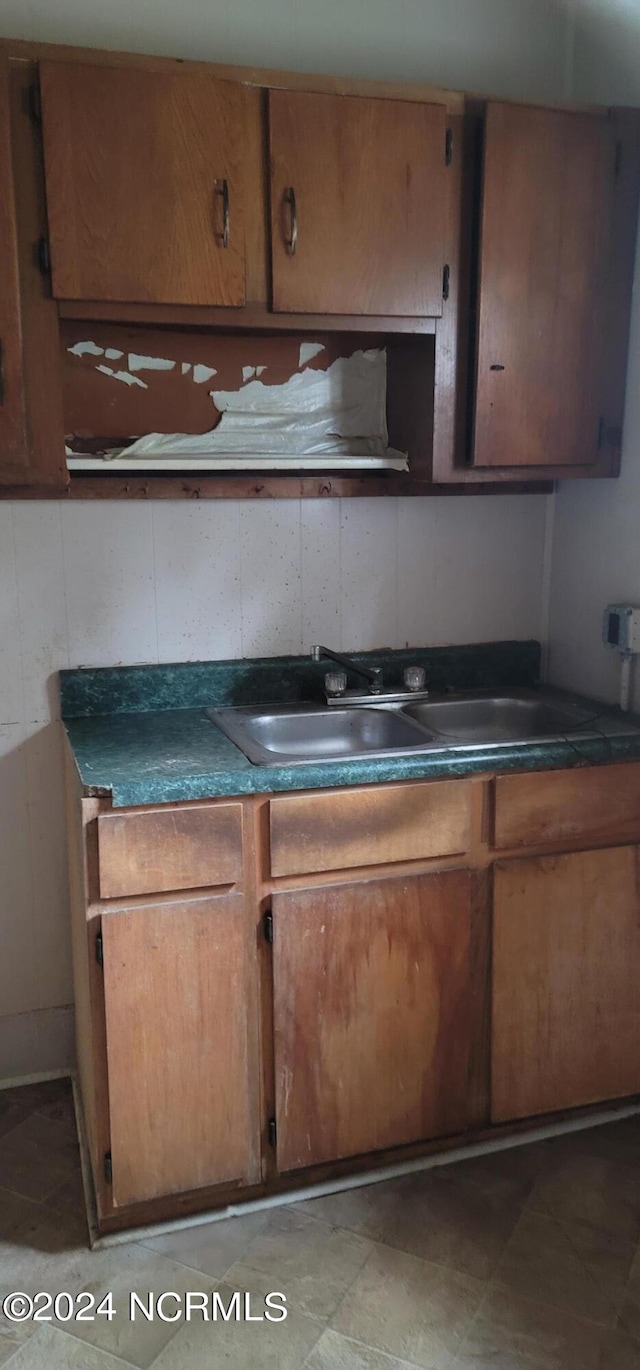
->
[{"left": 310, "top": 645, "right": 383, "bottom": 695}]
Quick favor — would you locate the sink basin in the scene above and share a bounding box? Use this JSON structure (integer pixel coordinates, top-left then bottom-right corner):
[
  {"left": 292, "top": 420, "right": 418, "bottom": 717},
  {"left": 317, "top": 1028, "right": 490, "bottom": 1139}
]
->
[
  {"left": 209, "top": 704, "right": 430, "bottom": 767},
  {"left": 400, "top": 695, "right": 596, "bottom": 743},
  {"left": 210, "top": 688, "right": 640, "bottom": 766}
]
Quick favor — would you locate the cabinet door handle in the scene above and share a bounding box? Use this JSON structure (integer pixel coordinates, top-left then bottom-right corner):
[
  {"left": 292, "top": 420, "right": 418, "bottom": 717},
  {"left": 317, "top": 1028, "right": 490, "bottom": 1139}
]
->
[
  {"left": 284, "top": 186, "right": 297, "bottom": 255},
  {"left": 216, "top": 178, "right": 230, "bottom": 248}
]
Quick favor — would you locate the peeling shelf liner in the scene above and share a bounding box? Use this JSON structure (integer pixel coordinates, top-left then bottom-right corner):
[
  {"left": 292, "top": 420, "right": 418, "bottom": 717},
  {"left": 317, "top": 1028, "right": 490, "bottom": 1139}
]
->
[{"left": 65, "top": 348, "right": 408, "bottom": 472}]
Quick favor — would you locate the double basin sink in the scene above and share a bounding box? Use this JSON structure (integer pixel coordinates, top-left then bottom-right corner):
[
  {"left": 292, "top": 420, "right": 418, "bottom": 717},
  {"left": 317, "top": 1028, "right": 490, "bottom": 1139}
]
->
[{"left": 210, "top": 687, "right": 640, "bottom": 768}]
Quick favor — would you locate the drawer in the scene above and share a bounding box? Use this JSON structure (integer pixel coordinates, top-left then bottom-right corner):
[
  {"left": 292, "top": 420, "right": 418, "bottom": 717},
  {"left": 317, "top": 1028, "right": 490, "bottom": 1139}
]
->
[
  {"left": 97, "top": 802, "right": 244, "bottom": 899},
  {"left": 494, "top": 762, "right": 640, "bottom": 851},
  {"left": 270, "top": 779, "right": 472, "bottom": 877}
]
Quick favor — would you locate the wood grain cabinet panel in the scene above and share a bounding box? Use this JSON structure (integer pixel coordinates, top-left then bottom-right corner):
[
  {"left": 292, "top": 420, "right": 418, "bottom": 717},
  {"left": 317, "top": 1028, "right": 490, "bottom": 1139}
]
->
[
  {"left": 97, "top": 802, "right": 243, "bottom": 899},
  {"left": 272, "top": 869, "right": 485, "bottom": 1170},
  {"left": 473, "top": 102, "right": 614, "bottom": 468},
  {"left": 492, "top": 846, "right": 640, "bottom": 1122},
  {"left": 270, "top": 779, "right": 472, "bottom": 877},
  {"left": 269, "top": 89, "right": 447, "bottom": 315},
  {"left": 494, "top": 762, "right": 640, "bottom": 851},
  {"left": 39, "top": 61, "right": 248, "bottom": 306},
  {"left": 101, "top": 893, "right": 260, "bottom": 1206}
]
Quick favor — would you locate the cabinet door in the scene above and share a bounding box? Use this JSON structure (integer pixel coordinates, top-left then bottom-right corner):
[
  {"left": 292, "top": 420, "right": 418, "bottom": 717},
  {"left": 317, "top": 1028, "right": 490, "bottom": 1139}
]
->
[
  {"left": 39, "top": 61, "right": 248, "bottom": 306},
  {"left": 472, "top": 102, "right": 614, "bottom": 469},
  {"left": 272, "top": 869, "right": 486, "bottom": 1171},
  {"left": 0, "top": 61, "right": 67, "bottom": 488},
  {"left": 101, "top": 893, "right": 260, "bottom": 1208},
  {"left": 492, "top": 847, "right": 640, "bottom": 1123},
  {"left": 269, "top": 90, "right": 447, "bottom": 316}
]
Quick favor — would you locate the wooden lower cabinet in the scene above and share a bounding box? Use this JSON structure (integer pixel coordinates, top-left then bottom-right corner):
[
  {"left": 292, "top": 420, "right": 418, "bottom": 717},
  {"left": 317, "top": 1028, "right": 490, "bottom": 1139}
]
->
[
  {"left": 492, "top": 845, "right": 640, "bottom": 1123},
  {"left": 100, "top": 892, "right": 260, "bottom": 1207},
  {"left": 67, "top": 761, "right": 640, "bottom": 1234},
  {"left": 271, "top": 868, "right": 487, "bottom": 1171}
]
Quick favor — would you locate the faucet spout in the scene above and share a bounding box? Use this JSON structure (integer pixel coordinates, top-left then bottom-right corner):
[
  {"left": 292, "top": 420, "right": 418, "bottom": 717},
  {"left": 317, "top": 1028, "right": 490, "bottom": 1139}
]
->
[{"left": 310, "top": 645, "right": 383, "bottom": 694}]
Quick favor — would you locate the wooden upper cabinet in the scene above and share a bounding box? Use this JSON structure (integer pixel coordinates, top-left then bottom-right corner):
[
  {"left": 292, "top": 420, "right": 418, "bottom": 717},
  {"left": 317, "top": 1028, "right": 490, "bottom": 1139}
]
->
[
  {"left": 268, "top": 90, "right": 447, "bottom": 316},
  {"left": 38, "top": 61, "right": 249, "bottom": 306},
  {"left": 272, "top": 869, "right": 487, "bottom": 1171},
  {"left": 0, "top": 60, "right": 66, "bottom": 489},
  {"left": 472, "top": 102, "right": 616, "bottom": 469}
]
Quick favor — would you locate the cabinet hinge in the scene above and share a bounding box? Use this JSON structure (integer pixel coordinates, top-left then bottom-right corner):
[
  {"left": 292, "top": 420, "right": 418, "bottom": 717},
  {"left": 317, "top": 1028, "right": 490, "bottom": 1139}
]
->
[
  {"left": 442, "top": 264, "right": 451, "bottom": 301},
  {"left": 104, "top": 1151, "right": 112, "bottom": 1184},
  {"left": 36, "top": 236, "right": 51, "bottom": 277},
  {"left": 614, "top": 140, "right": 622, "bottom": 178},
  {"left": 95, "top": 931, "right": 104, "bottom": 967},
  {"left": 28, "top": 81, "right": 42, "bottom": 124},
  {"left": 445, "top": 127, "right": 453, "bottom": 165},
  {"left": 263, "top": 907, "right": 273, "bottom": 944},
  {"left": 267, "top": 1117, "right": 277, "bottom": 1148}
]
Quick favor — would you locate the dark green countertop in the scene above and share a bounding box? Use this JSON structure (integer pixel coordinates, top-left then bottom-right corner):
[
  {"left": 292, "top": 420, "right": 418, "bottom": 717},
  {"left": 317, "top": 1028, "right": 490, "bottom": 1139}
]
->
[{"left": 61, "top": 642, "right": 640, "bottom": 808}]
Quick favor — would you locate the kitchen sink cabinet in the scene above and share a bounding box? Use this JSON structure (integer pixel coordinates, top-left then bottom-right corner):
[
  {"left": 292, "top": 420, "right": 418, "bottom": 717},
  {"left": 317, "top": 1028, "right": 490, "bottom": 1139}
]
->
[
  {"left": 271, "top": 869, "right": 487, "bottom": 1171},
  {"left": 268, "top": 89, "right": 448, "bottom": 316},
  {"left": 39, "top": 62, "right": 250, "bottom": 307},
  {"left": 100, "top": 893, "right": 261, "bottom": 1208},
  {"left": 492, "top": 846, "right": 640, "bottom": 1123},
  {"left": 66, "top": 758, "right": 640, "bottom": 1235}
]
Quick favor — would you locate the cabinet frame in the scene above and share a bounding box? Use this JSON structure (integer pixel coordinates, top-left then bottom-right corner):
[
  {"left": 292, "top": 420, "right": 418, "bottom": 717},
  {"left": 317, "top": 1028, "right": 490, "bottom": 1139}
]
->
[
  {"left": 4, "top": 36, "right": 637, "bottom": 497},
  {"left": 66, "top": 750, "right": 640, "bottom": 1236}
]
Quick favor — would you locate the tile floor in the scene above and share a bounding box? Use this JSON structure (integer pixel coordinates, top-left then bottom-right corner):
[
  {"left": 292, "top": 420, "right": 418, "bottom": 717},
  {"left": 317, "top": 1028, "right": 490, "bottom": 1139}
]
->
[{"left": 1, "top": 1081, "right": 640, "bottom": 1368}]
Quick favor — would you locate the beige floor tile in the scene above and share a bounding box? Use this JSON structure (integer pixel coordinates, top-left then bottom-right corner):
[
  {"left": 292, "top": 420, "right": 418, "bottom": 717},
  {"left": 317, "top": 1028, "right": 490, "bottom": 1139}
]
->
[
  {"left": 331, "top": 1242, "right": 483, "bottom": 1369},
  {"left": 454, "top": 1285, "right": 608, "bottom": 1369},
  {"left": 0, "top": 1098, "right": 29, "bottom": 1145},
  {"left": 140, "top": 1208, "right": 270, "bottom": 1279},
  {"left": 298, "top": 1169, "right": 522, "bottom": 1282},
  {"left": 574, "top": 1117, "right": 640, "bottom": 1173},
  {"left": 443, "top": 1135, "right": 577, "bottom": 1202},
  {"left": 493, "top": 1209, "right": 635, "bottom": 1327},
  {"left": 528, "top": 1152, "right": 640, "bottom": 1243},
  {"left": 0, "top": 1200, "right": 89, "bottom": 1299},
  {"left": 0, "top": 1082, "right": 70, "bottom": 1116},
  {"left": 307, "top": 1328, "right": 425, "bottom": 1369},
  {"left": 0, "top": 1112, "right": 80, "bottom": 1204},
  {"left": 57, "top": 1243, "right": 218, "bottom": 1369},
  {"left": 1, "top": 1323, "right": 138, "bottom": 1368},
  {"left": 225, "top": 1208, "right": 373, "bottom": 1320},
  {"left": 0, "top": 1187, "right": 44, "bottom": 1242},
  {"left": 595, "top": 1327, "right": 640, "bottom": 1370},
  {"left": 616, "top": 1244, "right": 640, "bottom": 1343},
  {"left": 44, "top": 1168, "right": 87, "bottom": 1221},
  {"left": 0, "top": 1310, "right": 37, "bottom": 1368},
  {"left": 149, "top": 1278, "right": 323, "bottom": 1370}
]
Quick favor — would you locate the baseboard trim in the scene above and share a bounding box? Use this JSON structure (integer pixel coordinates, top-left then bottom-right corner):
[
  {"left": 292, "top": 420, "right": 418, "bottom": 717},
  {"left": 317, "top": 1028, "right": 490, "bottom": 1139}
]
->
[{"left": 88, "top": 1098, "right": 640, "bottom": 1250}]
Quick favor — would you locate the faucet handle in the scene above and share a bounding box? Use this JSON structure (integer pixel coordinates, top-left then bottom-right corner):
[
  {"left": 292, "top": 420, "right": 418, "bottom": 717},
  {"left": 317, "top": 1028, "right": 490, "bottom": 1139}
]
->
[
  {"left": 404, "top": 665, "right": 426, "bottom": 693},
  {"left": 325, "top": 670, "right": 348, "bottom": 697}
]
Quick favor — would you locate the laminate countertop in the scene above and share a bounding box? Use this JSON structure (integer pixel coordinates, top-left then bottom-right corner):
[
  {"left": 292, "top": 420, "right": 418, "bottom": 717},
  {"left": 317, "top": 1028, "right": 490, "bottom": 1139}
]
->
[{"left": 61, "top": 641, "right": 640, "bottom": 808}]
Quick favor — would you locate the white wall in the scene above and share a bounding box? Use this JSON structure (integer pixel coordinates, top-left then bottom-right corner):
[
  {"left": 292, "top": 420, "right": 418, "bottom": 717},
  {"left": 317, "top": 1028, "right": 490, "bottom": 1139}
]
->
[
  {"left": 0, "top": 0, "right": 570, "bottom": 1078},
  {"left": 547, "top": 0, "right": 640, "bottom": 709}
]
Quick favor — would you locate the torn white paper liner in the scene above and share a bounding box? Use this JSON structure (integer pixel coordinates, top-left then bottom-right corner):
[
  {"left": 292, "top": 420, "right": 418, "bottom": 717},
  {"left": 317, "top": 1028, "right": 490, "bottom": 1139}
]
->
[{"left": 65, "top": 349, "right": 408, "bottom": 472}]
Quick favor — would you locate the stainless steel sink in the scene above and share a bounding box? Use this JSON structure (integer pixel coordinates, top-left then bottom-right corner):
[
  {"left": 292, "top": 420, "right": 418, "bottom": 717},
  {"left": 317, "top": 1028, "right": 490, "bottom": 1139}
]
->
[
  {"left": 208, "top": 703, "right": 431, "bottom": 766},
  {"left": 209, "top": 687, "right": 640, "bottom": 767},
  {"left": 399, "top": 694, "right": 596, "bottom": 743}
]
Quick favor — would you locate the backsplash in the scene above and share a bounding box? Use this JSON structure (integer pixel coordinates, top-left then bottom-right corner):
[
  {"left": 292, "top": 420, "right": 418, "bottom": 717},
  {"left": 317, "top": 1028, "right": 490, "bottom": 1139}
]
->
[{"left": 0, "top": 493, "right": 547, "bottom": 1075}]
